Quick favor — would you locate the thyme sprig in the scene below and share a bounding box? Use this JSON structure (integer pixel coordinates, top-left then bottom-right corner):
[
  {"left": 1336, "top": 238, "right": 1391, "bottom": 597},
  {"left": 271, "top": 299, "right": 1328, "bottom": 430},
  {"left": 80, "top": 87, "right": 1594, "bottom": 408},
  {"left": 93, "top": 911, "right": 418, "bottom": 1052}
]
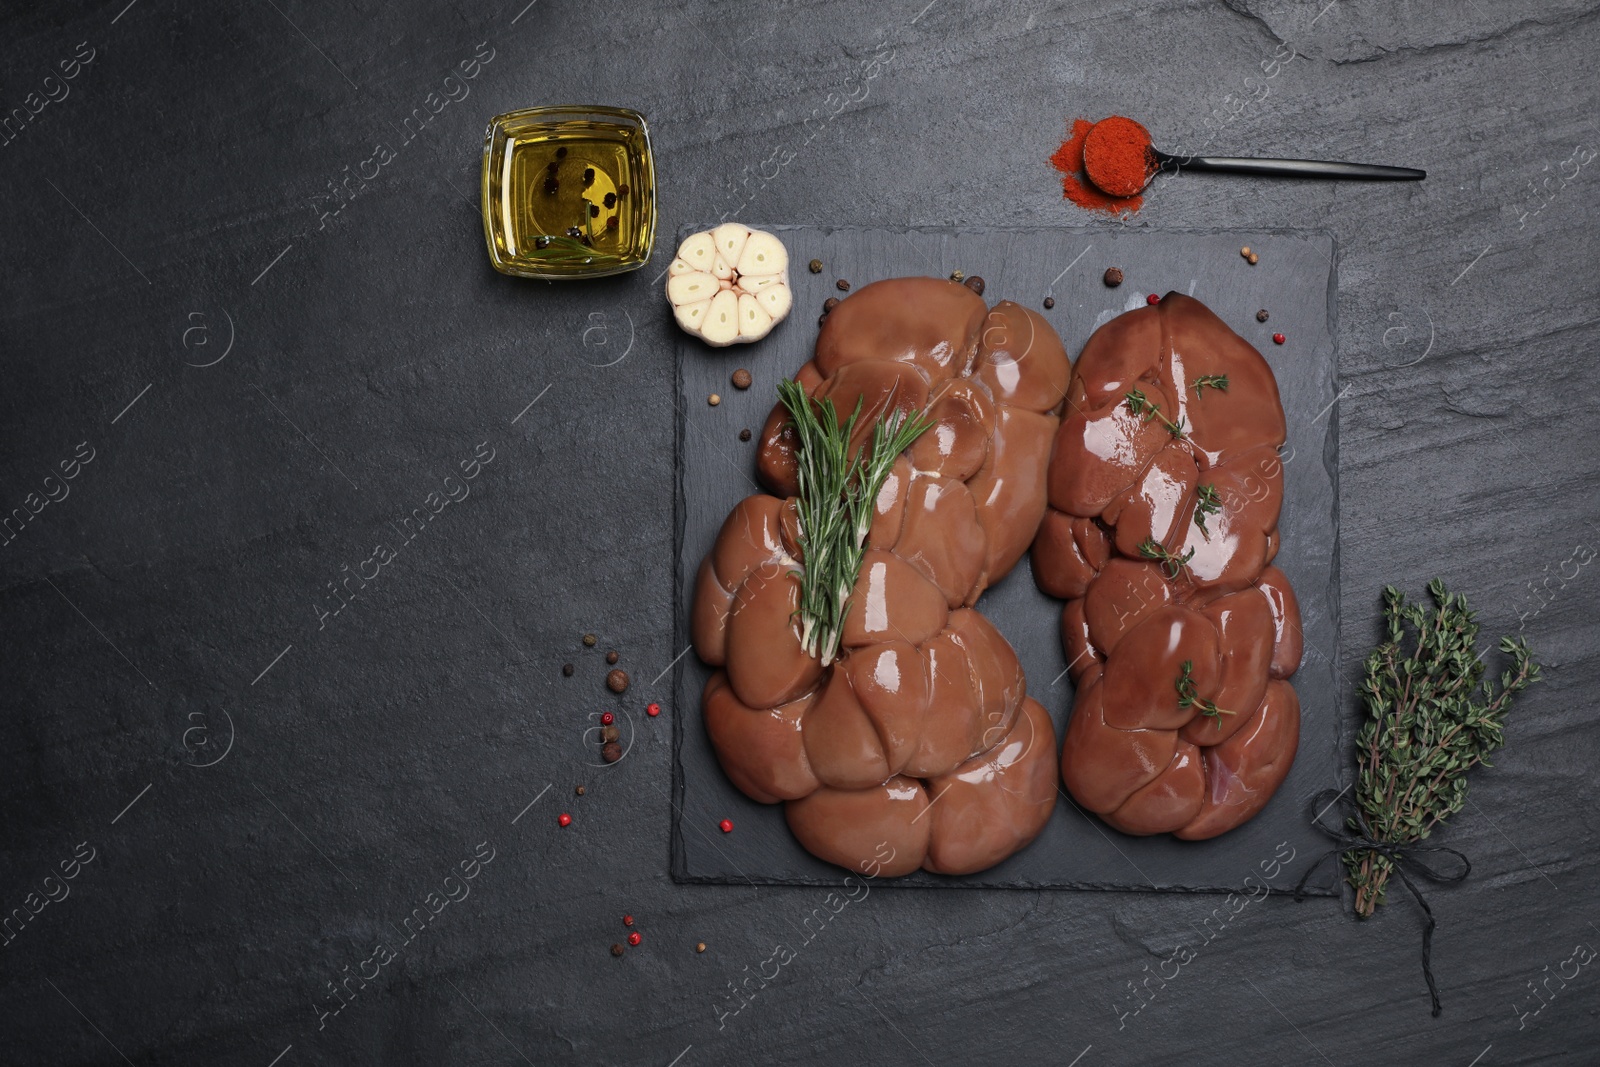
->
[
  {"left": 1138, "top": 538, "right": 1195, "bottom": 579},
  {"left": 1193, "top": 483, "right": 1222, "bottom": 539},
  {"left": 1175, "top": 659, "right": 1236, "bottom": 726},
  {"left": 1192, "top": 374, "right": 1229, "bottom": 395},
  {"left": 777, "top": 379, "right": 932, "bottom": 666},
  {"left": 1124, "top": 388, "right": 1187, "bottom": 439},
  {"left": 1347, "top": 580, "right": 1541, "bottom": 917}
]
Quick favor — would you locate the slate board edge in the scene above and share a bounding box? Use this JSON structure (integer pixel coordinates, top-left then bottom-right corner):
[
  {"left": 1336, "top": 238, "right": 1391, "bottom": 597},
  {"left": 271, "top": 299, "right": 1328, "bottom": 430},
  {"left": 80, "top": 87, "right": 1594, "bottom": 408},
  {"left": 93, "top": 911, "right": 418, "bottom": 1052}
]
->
[{"left": 669, "top": 225, "right": 1342, "bottom": 897}]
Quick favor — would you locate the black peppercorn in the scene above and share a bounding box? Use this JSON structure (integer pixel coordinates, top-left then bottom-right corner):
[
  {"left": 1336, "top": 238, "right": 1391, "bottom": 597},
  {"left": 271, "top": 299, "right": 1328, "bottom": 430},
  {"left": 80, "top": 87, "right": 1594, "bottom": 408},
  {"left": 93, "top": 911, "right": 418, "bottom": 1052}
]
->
[
  {"left": 589, "top": 203, "right": 600, "bottom": 218},
  {"left": 1256, "top": 309, "right": 1269, "bottom": 323},
  {"left": 544, "top": 178, "right": 559, "bottom": 195},
  {"left": 602, "top": 741, "right": 623, "bottom": 763},
  {"left": 556, "top": 146, "right": 568, "bottom": 158},
  {"left": 536, "top": 236, "right": 551, "bottom": 250},
  {"left": 823, "top": 297, "right": 840, "bottom": 312},
  {"left": 606, "top": 650, "right": 619, "bottom": 665},
  {"left": 835, "top": 279, "right": 851, "bottom": 291},
  {"left": 562, "top": 663, "right": 574, "bottom": 676},
  {"left": 808, "top": 259, "right": 823, "bottom": 273},
  {"left": 739, "top": 428, "right": 752, "bottom": 442},
  {"left": 567, "top": 226, "right": 583, "bottom": 239},
  {"left": 607, "top": 216, "right": 619, "bottom": 230},
  {"left": 600, "top": 725, "right": 620, "bottom": 743},
  {"left": 617, "top": 183, "right": 629, "bottom": 195},
  {"left": 1103, "top": 267, "right": 1123, "bottom": 287},
  {"left": 583, "top": 167, "right": 595, "bottom": 186},
  {"left": 546, "top": 160, "right": 558, "bottom": 173},
  {"left": 611, "top": 943, "right": 625, "bottom": 957},
  {"left": 1043, "top": 297, "right": 1055, "bottom": 309},
  {"left": 604, "top": 192, "right": 617, "bottom": 208},
  {"left": 963, "top": 276, "right": 985, "bottom": 296},
  {"left": 607, "top": 669, "right": 630, "bottom": 693}
]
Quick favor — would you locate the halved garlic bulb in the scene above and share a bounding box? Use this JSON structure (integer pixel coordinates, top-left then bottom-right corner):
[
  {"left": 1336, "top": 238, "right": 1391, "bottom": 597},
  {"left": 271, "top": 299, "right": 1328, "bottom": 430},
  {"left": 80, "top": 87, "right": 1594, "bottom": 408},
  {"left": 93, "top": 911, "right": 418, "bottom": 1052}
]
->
[{"left": 665, "top": 224, "right": 790, "bottom": 346}]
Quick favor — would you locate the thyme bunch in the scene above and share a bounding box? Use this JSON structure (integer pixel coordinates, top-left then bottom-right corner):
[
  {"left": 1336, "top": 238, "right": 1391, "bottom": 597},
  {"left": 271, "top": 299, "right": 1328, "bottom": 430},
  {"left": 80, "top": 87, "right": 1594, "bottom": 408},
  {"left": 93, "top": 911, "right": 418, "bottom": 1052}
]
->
[
  {"left": 777, "top": 380, "right": 932, "bottom": 666},
  {"left": 1138, "top": 538, "right": 1195, "bottom": 579},
  {"left": 1192, "top": 373, "right": 1229, "bottom": 395},
  {"left": 1193, "top": 483, "right": 1222, "bottom": 538},
  {"left": 1175, "top": 659, "right": 1235, "bottom": 726},
  {"left": 1124, "top": 388, "right": 1187, "bottom": 440},
  {"left": 1348, "top": 580, "right": 1541, "bottom": 917}
]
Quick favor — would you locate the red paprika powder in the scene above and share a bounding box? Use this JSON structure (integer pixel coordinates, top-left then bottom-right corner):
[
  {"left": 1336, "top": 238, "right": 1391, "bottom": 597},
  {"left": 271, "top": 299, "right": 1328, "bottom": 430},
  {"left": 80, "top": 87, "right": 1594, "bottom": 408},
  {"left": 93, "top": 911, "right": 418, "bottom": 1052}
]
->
[{"left": 1050, "top": 115, "right": 1154, "bottom": 215}]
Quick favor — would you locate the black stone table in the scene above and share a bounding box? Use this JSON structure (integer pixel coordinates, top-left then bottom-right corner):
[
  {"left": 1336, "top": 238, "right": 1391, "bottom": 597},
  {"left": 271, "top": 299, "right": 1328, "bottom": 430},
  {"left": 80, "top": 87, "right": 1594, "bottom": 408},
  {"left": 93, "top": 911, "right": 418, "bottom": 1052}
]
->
[{"left": 2, "top": 2, "right": 1595, "bottom": 1065}]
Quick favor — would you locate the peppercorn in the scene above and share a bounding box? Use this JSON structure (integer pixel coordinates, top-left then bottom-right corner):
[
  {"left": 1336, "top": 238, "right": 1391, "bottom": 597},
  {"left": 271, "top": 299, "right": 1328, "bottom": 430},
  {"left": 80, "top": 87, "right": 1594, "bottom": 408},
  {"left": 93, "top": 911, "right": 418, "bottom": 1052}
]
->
[
  {"left": 558, "top": 813, "right": 572, "bottom": 827},
  {"left": 836, "top": 279, "right": 851, "bottom": 291},
  {"left": 719, "top": 819, "right": 734, "bottom": 833},
  {"left": 696, "top": 942, "right": 707, "bottom": 953},
  {"left": 600, "top": 711, "right": 615, "bottom": 726},
  {"left": 1043, "top": 297, "right": 1055, "bottom": 309},
  {"left": 738, "top": 428, "right": 752, "bottom": 442},
  {"left": 1256, "top": 309, "right": 1269, "bottom": 323},
  {"left": 1247, "top": 253, "right": 1259, "bottom": 265},
  {"left": 607, "top": 669, "right": 629, "bottom": 693},
  {"left": 544, "top": 178, "right": 559, "bottom": 195},
  {"left": 818, "top": 315, "right": 828, "bottom": 326},
  {"left": 575, "top": 785, "right": 585, "bottom": 795},
  {"left": 963, "top": 276, "right": 985, "bottom": 296},
  {"left": 535, "top": 236, "right": 552, "bottom": 250},
  {"left": 628, "top": 932, "right": 642, "bottom": 947},
  {"left": 617, "top": 183, "right": 629, "bottom": 195},
  {"left": 583, "top": 633, "right": 597, "bottom": 647},
  {"left": 583, "top": 167, "right": 595, "bottom": 186},
  {"left": 949, "top": 270, "right": 964, "bottom": 282},
  {"left": 562, "top": 663, "right": 574, "bottom": 676},
  {"left": 808, "top": 259, "right": 823, "bottom": 273},
  {"left": 623, "top": 915, "right": 634, "bottom": 927},
  {"left": 546, "top": 160, "right": 558, "bottom": 173},
  {"left": 607, "top": 216, "right": 619, "bottom": 230},
  {"left": 708, "top": 394, "right": 721, "bottom": 407},
  {"left": 589, "top": 203, "right": 600, "bottom": 218},
  {"left": 611, "top": 943, "right": 625, "bottom": 957},
  {"left": 647, "top": 702, "right": 662, "bottom": 717},
  {"left": 606, "top": 650, "right": 619, "bottom": 665},
  {"left": 604, "top": 192, "right": 617, "bottom": 208},
  {"left": 1240, "top": 246, "right": 1252, "bottom": 259},
  {"left": 1273, "top": 333, "right": 1286, "bottom": 345},
  {"left": 731, "top": 368, "right": 753, "bottom": 390},
  {"left": 602, "top": 741, "right": 623, "bottom": 763},
  {"left": 600, "top": 725, "right": 620, "bottom": 743},
  {"left": 1147, "top": 293, "right": 1161, "bottom": 305},
  {"left": 1103, "top": 267, "right": 1123, "bottom": 287},
  {"left": 823, "top": 297, "right": 840, "bottom": 312},
  {"left": 556, "top": 146, "right": 568, "bottom": 159},
  {"left": 579, "top": 235, "right": 591, "bottom": 247},
  {"left": 566, "top": 226, "right": 583, "bottom": 239}
]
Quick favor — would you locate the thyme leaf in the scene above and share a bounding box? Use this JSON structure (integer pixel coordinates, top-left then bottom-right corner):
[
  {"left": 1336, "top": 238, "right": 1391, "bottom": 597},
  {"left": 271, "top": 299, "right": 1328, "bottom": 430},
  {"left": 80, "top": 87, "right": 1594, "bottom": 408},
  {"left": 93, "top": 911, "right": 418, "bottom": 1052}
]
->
[
  {"left": 1193, "top": 483, "right": 1222, "bottom": 539},
  {"left": 1124, "top": 388, "right": 1187, "bottom": 440},
  {"left": 1175, "top": 659, "right": 1236, "bottom": 726},
  {"left": 1192, "top": 373, "right": 1229, "bottom": 395},
  {"left": 1138, "top": 538, "right": 1195, "bottom": 579}
]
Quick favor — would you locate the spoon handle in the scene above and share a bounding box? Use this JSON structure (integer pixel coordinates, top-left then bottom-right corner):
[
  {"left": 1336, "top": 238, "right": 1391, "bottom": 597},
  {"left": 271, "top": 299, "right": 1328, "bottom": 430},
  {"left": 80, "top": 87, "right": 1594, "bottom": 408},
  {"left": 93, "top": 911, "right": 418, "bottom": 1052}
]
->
[{"left": 1163, "top": 154, "right": 1425, "bottom": 181}]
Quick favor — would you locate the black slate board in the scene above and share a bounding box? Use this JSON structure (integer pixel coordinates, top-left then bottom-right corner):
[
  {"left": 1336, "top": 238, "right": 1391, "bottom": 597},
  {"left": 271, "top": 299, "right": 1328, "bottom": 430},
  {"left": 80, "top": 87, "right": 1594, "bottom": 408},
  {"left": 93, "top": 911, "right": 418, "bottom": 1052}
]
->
[{"left": 672, "top": 226, "right": 1340, "bottom": 893}]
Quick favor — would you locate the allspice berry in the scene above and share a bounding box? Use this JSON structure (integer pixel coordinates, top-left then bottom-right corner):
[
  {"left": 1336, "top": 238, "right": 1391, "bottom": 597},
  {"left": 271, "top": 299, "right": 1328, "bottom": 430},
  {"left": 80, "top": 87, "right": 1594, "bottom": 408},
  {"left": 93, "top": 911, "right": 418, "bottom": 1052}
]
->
[
  {"left": 607, "top": 669, "right": 630, "bottom": 693},
  {"left": 606, "top": 650, "right": 619, "bottom": 665},
  {"left": 1103, "top": 267, "right": 1124, "bottom": 287},
  {"left": 602, "top": 741, "right": 623, "bottom": 763},
  {"left": 600, "top": 725, "right": 620, "bottom": 743},
  {"left": 739, "top": 428, "right": 752, "bottom": 442},
  {"left": 611, "top": 943, "right": 625, "bottom": 957},
  {"left": 562, "top": 663, "right": 575, "bottom": 676},
  {"left": 582, "top": 633, "right": 597, "bottom": 647},
  {"left": 963, "top": 276, "right": 985, "bottom": 296},
  {"left": 731, "top": 368, "right": 753, "bottom": 390},
  {"left": 822, "top": 297, "right": 840, "bottom": 313},
  {"left": 1247, "top": 252, "right": 1259, "bottom": 265},
  {"left": 1256, "top": 309, "right": 1270, "bottom": 323}
]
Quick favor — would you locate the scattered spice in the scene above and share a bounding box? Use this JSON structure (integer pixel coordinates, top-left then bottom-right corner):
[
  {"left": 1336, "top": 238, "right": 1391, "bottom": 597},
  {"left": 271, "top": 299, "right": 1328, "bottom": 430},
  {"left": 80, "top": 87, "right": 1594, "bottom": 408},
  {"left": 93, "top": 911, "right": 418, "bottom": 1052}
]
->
[
  {"left": 607, "top": 216, "right": 619, "bottom": 230},
  {"left": 1043, "top": 297, "right": 1055, "bottom": 309},
  {"left": 1256, "top": 309, "right": 1270, "bottom": 323},
  {"left": 604, "top": 192, "right": 617, "bottom": 208},
  {"left": 731, "top": 368, "right": 753, "bottom": 390},
  {"left": 600, "top": 725, "right": 620, "bottom": 743},
  {"left": 808, "top": 259, "right": 823, "bottom": 273},
  {"left": 546, "top": 160, "right": 558, "bottom": 173},
  {"left": 611, "top": 943, "right": 625, "bottom": 957},
  {"left": 719, "top": 819, "right": 734, "bottom": 833},
  {"left": 607, "top": 669, "right": 629, "bottom": 693},
  {"left": 628, "top": 932, "right": 642, "bottom": 947},
  {"left": 556, "top": 146, "right": 568, "bottom": 159},
  {"left": 606, "top": 650, "right": 619, "bottom": 665},
  {"left": 535, "top": 236, "right": 552, "bottom": 250},
  {"left": 1240, "top": 246, "right": 1252, "bottom": 259},
  {"left": 558, "top": 813, "right": 572, "bottom": 827},
  {"left": 543, "top": 178, "right": 559, "bottom": 195},
  {"left": 1083, "top": 115, "right": 1156, "bottom": 198},
  {"left": 583, "top": 633, "right": 597, "bottom": 647},
  {"left": 963, "top": 275, "right": 986, "bottom": 296},
  {"left": 1248, "top": 252, "right": 1259, "bottom": 265},
  {"left": 566, "top": 226, "right": 582, "bottom": 239},
  {"left": 1273, "top": 333, "right": 1286, "bottom": 345},
  {"left": 575, "top": 785, "right": 585, "bottom": 796},
  {"left": 1103, "top": 267, "right": 1123, "bottom": 287},
  {"left": 949, "top": 270, "right": 964, "bottom": 282},
  {"left": 582, "top": 167, "right": 595, "bottom": 186},
  {"left": 739, "top": 428, "right": 752, "bottom": 442},
  {"left": 823, "top": 297, "right": 840, "bottom": 312},
  {"left": 600, "top": 711, "right": 615, "bottom": 726},
  {"left": 1051, "top": 116, "right": 1145, "bottom": 215},
  {"left": 696, "top": 942, "right": 707, "bottom": 953},
  {"left": 616, "top": 182, "right": 629, "bottom": 195},
  {"left": 1147, "top": 293, "right": 1161, "bottom": 305},
  {"left": 647, "top": 703, "right": 662, "bottom": 717},
  {"left": 623, "top": 915, "right": 635, "bottom": 927},
  {"left": 602, "top": 741, "right": 623, "bottom": 763},
  {"left": 589, "top": 203, "right": 600, "bottom": 218},
  {"left": 562, "top": 663, "right": 574, "bottom": 676},
  {"left": 708, "top": 393, "right": 721, "bottom": 407},
  {"left": 835, "top": 279, "right": 851, "bottom": 291}
]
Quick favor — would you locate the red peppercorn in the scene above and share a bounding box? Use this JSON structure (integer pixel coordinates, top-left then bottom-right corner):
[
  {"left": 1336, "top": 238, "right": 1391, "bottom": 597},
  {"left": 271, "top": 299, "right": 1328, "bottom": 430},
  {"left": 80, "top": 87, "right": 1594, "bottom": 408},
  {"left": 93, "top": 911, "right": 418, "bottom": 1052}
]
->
[
  {"left": 1147, "top": 293, "right": 1160, "bottom": 305},
  {"left": 719, "top": 819, "right": 734, "bottom": 833},
  {"left": 1273, "top": 333, "right": 1286, "bottom": 345},
  {"left": 647, "top": 703, "right": 661, "bottom": 717},
  {"left": 623, "top": 915, "right": 634, "bottom": 927},
  {"left": 558, "top": 813, "right": 572, "bottom": 827},
  {"left": 600, "top": 712, "right": 615, "bottom": 726},
  {"left": 627, "top": 932, "right": 642, "bottom": 947}
]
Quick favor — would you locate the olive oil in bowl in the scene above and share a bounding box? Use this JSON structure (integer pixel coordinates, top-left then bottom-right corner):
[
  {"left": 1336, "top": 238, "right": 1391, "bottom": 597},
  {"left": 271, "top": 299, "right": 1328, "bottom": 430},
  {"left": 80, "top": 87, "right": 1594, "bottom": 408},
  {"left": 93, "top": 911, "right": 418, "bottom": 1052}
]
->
[{"left": 481, "top": 105, "right": 656, "bottom": 280}]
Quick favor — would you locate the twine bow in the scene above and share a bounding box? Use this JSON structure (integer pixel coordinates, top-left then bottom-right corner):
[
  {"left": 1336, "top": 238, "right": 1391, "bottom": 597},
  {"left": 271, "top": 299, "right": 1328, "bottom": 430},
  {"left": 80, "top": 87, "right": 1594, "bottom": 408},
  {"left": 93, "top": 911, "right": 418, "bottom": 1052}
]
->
[{"left": 1293, "top": 788, "right": 1471, "bottom": 1017}]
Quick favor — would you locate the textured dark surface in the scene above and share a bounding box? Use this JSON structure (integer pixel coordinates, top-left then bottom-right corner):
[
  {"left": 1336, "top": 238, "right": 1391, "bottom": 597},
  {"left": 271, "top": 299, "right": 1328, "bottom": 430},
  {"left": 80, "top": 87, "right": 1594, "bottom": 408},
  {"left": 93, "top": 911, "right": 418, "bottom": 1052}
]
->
[
  {"left": 673, "top": 225, "right": 1341, "bottom": 892},
  {"left": 1, "top": 2, "right": 1596, "bottom": 1065}
]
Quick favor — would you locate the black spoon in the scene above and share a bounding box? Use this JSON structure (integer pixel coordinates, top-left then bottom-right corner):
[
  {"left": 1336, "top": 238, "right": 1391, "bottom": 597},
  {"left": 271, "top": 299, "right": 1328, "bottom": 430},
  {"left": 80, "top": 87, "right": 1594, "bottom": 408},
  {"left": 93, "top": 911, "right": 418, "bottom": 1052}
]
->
[{"left": 1143, "top": 148, "right": 1426, "bottom": 188}]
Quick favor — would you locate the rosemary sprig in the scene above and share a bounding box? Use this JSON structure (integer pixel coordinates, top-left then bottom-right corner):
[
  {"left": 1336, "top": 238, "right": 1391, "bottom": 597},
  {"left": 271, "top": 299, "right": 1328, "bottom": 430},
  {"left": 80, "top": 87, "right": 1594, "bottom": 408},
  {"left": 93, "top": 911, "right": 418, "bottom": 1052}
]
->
[
  {"left": 1347, "top": 580, "right": 1541, "bottom": 917},
  {"left": 1193, "top": 483, "right": 1222, "bottom": 538},
  {"left": 1192, "top": 374, "right": 1229, "bottom": 395},
  {"left": 1124, "top": 388, "right": 1187, "bottom": 439},
  {"left": 1138, "top": 538, "right": 1195, "bottom": 579},
  {"left": 776, "top": 380, "right": 932, "bottom": 666},
  {"left": 1175, "top": 659, "right": 1236, "bottom": 726}
]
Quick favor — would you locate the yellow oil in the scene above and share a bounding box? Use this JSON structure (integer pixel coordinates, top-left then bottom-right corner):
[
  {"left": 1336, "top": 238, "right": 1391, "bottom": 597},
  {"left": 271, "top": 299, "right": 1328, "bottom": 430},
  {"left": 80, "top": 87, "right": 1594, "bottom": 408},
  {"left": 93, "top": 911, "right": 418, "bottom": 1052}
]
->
[{"left": 482, "top": 107, "right": 656, "bottom": 279}]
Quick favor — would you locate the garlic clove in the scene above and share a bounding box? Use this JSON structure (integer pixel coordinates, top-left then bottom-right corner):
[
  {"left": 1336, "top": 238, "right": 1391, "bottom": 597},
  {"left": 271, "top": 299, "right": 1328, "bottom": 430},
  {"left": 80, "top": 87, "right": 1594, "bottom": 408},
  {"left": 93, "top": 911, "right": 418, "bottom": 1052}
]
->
[
  {"left": 674, "top": 297, "right": 713, "bottom": 333},
  {"left": 711, "top": 223, "right": 751, "bottom": 270},
  {"left": 667, "top": 271, "right": 720, "bottom": 306},
  {"left": 739, "top": 273, "right": 785, "bottom": 293},
  {"left": 668, "top": 257, "right": 696, "bottom": 277},
  {"left": 755, "top": 283, "right": 792, "bottom": 320},
  {"left": 677, "top": 232, "right": 717, "bottom": 273},
  {"left": 711, "top": 256, "right": 736, "bottom": 281},
  {"left": 702, "top": 290, "right": 742, "bottom": 346},
  {"left": 738, "top": 293, "right": 773, "bottom": 339},
  {"left": 736, "top": 231, "right": 788, "bottom": 279}
]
